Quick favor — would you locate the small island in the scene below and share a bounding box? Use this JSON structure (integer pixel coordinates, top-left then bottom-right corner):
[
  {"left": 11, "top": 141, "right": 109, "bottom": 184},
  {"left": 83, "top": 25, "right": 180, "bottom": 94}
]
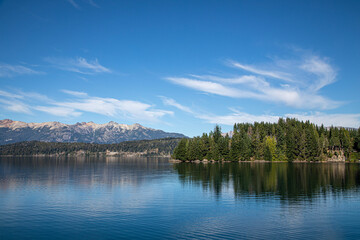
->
[{"left": 172, "top": 118, "right": 360, "bottom": 162}]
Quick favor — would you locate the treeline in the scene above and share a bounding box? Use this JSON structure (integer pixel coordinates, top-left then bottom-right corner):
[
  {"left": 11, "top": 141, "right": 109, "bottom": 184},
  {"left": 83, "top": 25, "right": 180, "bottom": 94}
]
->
[
  {"left": 0, "top": 138, "right": 181, "bottom": 156},
  {"left": 172, "top": 118, "right": 360, "bottom": 162}
]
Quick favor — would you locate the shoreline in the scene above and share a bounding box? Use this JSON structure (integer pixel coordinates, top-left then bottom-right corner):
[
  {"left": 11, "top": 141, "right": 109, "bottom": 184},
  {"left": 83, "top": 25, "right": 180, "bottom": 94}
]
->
[
  {"left": 171, "top": 159, "right": 358, "bottom": 163},
  {"left": 0, "top": 153, "right": 171, "bottom": 158}
]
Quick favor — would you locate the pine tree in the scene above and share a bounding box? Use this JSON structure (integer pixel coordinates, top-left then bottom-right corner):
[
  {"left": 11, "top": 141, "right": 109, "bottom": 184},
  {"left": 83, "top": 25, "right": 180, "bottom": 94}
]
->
[
  {"left": 172, "top": 138, "right": 188, "bottom": 160},
  {"left": 285, "top": 121, "right": 297, "bottom": 162}
]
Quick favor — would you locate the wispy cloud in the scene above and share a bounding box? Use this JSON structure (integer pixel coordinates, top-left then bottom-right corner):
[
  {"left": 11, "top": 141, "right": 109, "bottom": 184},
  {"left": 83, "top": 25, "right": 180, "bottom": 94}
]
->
[
  {"left": 0, "top": 90, "right": 24, "bottom": 99},
  {"left": 67, "top": 0, "right": 80, "bottom": 9},
  {"left": 166, "top": 77, "right": 245, "bottom": 98},
  {"left": 0, "top": 90, "right": 52, "bottom": 114},
  {"left": 163, "top": 98, "right": 360, "bottom": 128},
  {"left": 0, "top": 98, "right": 32, "bottom": 114},
  {"left": 53, "top": 97, "right": 173, "bottom": 120},
  {"left": 45, "top": 57, "right": 111, "bottom": 74},
  {"left": 0, "top": 63, "right": 44, "bottom": 77},
  {"left": 61, "top": 89, "right": 88, "bottom": 97},
  {"left": 228, "top": 60, "right": 294, "bottom": 82},
  {"left": 300, "top": 56, "right": 336, "bottom": 91},
  {"left": 197, "top": 111, "right": 280, "bottom": 126},
  {"left": 285, "top": 112, "right": 360, "bottom": 128},
  {"left": 167, "top": 75, "right": 339, "bottom": 110},
  {"left": 167, "top": 54, "right": 341, "bottom": 110},
  {"left": 67, "top": 0, "right": 99, "bottom": 9},
  {"left": 160, "top": 96, "right": 194, "bottom": 114},
  {"left": 34, "top": 106, "right": 82, "bottom": 117},
  {"left": 198, "top": 111, "right": 360, "bottom": 128},
  {"left": 0, "top": 89, "right": 172, "bottom": 122}
]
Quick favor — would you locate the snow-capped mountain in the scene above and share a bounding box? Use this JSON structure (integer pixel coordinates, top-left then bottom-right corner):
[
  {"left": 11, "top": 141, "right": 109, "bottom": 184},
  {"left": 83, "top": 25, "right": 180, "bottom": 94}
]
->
[{"left": 0, "top": 119, "right": 186, "bottom": 145}]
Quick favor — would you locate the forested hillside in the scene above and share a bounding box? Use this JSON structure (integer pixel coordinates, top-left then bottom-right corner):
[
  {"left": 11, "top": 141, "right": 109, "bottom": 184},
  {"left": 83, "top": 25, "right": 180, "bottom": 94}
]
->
[
  {"left": 172, "top": 118, "right": 360, "bottom": 162},
  {"left": 0, "top": 138, "right": 181, "bottom": 156}
]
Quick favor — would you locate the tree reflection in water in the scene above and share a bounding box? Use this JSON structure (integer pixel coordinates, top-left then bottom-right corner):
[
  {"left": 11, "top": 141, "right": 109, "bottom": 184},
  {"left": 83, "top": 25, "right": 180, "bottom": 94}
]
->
[{"left": 173, "top": 162, "right": 360, "bottom": 201}]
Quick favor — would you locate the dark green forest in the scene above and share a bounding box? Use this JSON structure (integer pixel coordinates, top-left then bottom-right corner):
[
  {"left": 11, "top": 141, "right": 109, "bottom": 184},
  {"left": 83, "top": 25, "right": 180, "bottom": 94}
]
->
[
  {"left": 0, "top": 138, "right": 181, "bottom": 156},
  {"left": 172, "top": 118, "right": 360, "bottom": 162}
]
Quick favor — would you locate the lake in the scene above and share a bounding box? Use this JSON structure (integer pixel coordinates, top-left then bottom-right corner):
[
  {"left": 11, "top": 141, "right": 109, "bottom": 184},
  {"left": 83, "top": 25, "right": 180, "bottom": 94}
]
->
[{"left": 1, "top": 157, "right": 360, "bottom": 239}]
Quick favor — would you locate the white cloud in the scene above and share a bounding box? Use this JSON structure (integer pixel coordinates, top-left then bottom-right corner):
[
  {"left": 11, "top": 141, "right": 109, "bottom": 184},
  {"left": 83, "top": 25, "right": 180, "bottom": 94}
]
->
[
  {"left": 0, "top": 89, "right": 172, "bottom": 122},
  {"left": 228, "top": 60, "right": 294, "bottom": 82},
  {"left": 0, "top": 90, "right": 24, "bottom": 99},
  {"left": 191, "top": 74, "right": 270, "bottom": 88},
  {"left": 166, "top": 77, "right": 261, "bottom": 99},
  {"left": 160, "top": 96, "right": 194, "bottom": 113},
  {"left": 56, "top": 97, "right": 173, "bottom": 121},
  {"left": 166, "top": 77, "right": 238, "bottom": 97},
  {"left": 34, "top": 106, "right": 82, "bottom": 117},
  {"left": 61, "top": 89, "right": 88, "bottom": 97},
  {"left": 45, "top": 57, "right": 111, "bottom": 74},
  {"left": 0, "top": 63, "right": 43, "bottom": 77},
  {"left": 197, "top": 111, "right": 280, "bottom": 126},
  {"left": 167, "top": 75, "right": 340, "bottom": 110},
  {"left": 16, "top": 91, "right": 53, "bottom": 102},
  {"left": 199, "top": 110, "right": 360, "bottom": 128},
  {"left": 164, "top": 98, "right": 360, "bottom": 128},
  {"left": 300, "top": 56, "right": 336, "bottom": 91},
  {"left": 166, "top": 54, "right": 342, "bottom": 110},
  {"left": 0, "top": 99, "right": 32, "bottom": 114},
  {"left": 285, "top": 112, "right": 360, "bottom": 128}
]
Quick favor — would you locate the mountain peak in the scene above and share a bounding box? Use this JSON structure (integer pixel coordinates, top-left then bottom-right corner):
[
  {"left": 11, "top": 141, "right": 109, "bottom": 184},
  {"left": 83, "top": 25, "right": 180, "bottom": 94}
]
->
[{"left": 0, "top": 119, "right": 186, "bottom": 145}]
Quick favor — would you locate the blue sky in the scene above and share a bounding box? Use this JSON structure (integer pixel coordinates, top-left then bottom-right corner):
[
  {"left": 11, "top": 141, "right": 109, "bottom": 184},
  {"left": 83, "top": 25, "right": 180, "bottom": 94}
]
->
[{"left": 0, "top": 0, "right": 359, "bottom": 137}]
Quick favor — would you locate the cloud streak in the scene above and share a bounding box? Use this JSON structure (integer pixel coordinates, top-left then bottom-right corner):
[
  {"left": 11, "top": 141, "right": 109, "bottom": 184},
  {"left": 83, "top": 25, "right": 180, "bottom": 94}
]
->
[
  {"left": 228, "top": 60, "right": 294, "bottom": 82},
  {"left": 67, "top": 0, "right": 99, "bottom": 9},
  {"left": 45, "top": 57, "right": 111, "bottom": 74},
  {"left": 0, "top": 98, "right": 32, "bottom": 114},
  {"left": 163, "top": 98, "right": 360, "bottom": 128},
  {"left": 61, "top": 89, "right": 88, "bottom": 97},
  {"left": 160, "top": 96, "right": 194, "bottom": 114},
  {"left": 0, "top": 89, "right": 172, "bottom": 122},
  {"left": 198, "top": 110, "right": 360, "bottom": 128},
  {"left": 0, "top": 63, "right": 44, "bottom": 78},
  {"left": 300, "top": 56, "right": 337, "bottom": 91},
  {"left": 34, "top": 106, "right": 82, "bottom": 117},
  {"left": 166, "top": 77, "right": 245, "bottom": 98},
  {"left": 167, "top": 54, "right": 341, "bottom": 110}
]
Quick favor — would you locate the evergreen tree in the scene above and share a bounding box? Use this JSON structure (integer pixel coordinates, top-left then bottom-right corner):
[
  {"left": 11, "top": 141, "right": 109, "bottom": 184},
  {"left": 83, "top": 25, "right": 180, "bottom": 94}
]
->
[
  {"left": 340, "top": 128, "right": 351, "bottom": 158},
  {"left": 285, "top": 121, "right": 297, "bottom": 162},
  {"left": 305, "top": 125, "right": 320, "bottom": 161},
  {"left": 230, "top": 128, "right": 241, "bottom": 161},
  {"left": 218, "top": 134, "right": 230, "bottom": 161},
  {"left": 329, "top": 127, "right": 341, "bottom": 150},
  {"left": 354, "top": 128, "right": 360, "bottom": 152},
  {"left": 173, "top": 138, "right": 188, "bottom": 160},
  {"left": 251, "top": 127, "right": 263, "bottom": 160},
  {"left": 239, "top": 130, "right": 252, "bottom": 161}
]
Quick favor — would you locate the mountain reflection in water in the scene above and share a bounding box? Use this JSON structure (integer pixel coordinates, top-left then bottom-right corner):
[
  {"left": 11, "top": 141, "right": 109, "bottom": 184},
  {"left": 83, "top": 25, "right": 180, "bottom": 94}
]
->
[
  {"left": 0, "top": 156, "right": 171, "bottom": 190},
  {"left": 174, "top": 162, "right": 360, "bottom": 201}
]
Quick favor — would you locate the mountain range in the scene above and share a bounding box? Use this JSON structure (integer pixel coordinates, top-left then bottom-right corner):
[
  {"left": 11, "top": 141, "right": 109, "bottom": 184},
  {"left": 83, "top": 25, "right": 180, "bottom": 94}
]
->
[{"left": 0, "top": 119, "right": 186, "bottom": 145}]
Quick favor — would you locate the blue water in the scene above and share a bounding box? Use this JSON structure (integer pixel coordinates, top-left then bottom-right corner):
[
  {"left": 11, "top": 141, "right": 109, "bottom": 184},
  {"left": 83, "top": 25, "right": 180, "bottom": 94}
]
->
[{"left": 0, "top": 157, "right": 360, "bottom": 239}]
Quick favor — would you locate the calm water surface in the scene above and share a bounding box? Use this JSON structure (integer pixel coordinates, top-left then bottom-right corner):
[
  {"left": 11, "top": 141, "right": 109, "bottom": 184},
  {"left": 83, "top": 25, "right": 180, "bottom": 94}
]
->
[{"left": 1, "top": 157, "right": 360, "bottom": 239}]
